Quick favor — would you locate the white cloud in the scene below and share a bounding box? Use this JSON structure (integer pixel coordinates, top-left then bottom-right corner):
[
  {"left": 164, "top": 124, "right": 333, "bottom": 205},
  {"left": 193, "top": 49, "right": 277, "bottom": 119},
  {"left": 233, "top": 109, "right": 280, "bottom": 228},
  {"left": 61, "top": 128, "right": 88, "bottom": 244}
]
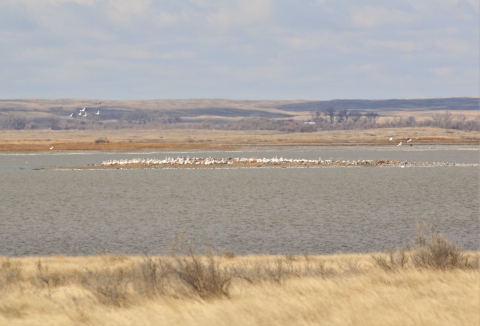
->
[
  {"left": 430, "top": 67, "right": 456, "bottom": 76},
  {"left": 364, "top": 40, "right": 420, "bottom": 52},
  {"left": 435, "top": 38, "right": 470, "bottom": 54},
  {"left": 205, "top": 0, "right": 273, "bottom": 29},
  {"left": 106, "top": 0, "right": 151, "bottom": 25},
  {"left": 465, "top": 0, "right": 479, "bottom": 11},
  {"left": 7, "top": 0, "right": 97, "bottom": 4},
  {"left": 158, "top": 51, "right": 196, "bottom": 60},
  {"left": 344, "top": 63, "right": 380, "bottom": 74},
  {"left": 351, "top": 6, "right": 422, "bottom": 28},
  {"left": 0, "top": 0, "right": 477, "bottom": 99}
]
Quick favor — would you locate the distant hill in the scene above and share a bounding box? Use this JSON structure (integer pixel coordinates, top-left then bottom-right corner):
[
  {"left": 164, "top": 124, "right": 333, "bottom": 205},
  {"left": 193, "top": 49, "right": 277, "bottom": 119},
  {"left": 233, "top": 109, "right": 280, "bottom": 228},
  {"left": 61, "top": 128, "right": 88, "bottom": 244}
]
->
[
  {"left": 276, "top": 98, "right": 479, "bottom": 112},
  {"left": 0, "top": 97, "right": 477, "bottom": 129}
]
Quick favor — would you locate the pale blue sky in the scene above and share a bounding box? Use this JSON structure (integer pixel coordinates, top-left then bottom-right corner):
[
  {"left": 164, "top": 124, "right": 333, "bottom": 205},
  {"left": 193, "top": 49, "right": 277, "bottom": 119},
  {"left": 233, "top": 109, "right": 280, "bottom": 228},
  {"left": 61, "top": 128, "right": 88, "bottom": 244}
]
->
[{"left": 0, "top": 0, "right": 478, "bottom": 100}]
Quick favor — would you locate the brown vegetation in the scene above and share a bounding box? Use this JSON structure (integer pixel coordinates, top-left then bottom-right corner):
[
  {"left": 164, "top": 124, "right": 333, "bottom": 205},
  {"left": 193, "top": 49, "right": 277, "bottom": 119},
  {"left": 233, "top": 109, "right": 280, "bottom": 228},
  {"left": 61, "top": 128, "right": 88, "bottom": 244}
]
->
[{"left": 0, "top": 229, "right": 478, "bottom": 325}]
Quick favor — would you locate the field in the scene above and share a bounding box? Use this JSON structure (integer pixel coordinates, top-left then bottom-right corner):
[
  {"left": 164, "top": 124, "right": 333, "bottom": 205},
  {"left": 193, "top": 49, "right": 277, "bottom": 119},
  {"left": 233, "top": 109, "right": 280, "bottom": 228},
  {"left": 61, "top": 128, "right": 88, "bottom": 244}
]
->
[
  {"left": 0, "top": 127, "right": 478, "bottom": 151},
  {"left": 0, "top": 230, "right": 478, "bottom": 326}
]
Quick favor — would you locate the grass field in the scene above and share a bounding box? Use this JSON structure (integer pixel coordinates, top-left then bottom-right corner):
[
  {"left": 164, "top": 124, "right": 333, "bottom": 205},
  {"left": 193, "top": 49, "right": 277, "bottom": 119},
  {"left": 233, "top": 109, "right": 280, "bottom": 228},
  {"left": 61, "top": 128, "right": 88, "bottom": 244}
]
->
[{"left": 0, "top": 230, "right": 478, "bottom": 326}]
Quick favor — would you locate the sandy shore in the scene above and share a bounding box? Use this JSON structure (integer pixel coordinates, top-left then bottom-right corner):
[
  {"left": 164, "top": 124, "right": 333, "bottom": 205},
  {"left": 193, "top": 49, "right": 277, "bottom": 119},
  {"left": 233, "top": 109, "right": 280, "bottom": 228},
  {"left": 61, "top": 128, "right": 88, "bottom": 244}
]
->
[{"left": 0, "top": 127, "right": 478, "bottom": 151}]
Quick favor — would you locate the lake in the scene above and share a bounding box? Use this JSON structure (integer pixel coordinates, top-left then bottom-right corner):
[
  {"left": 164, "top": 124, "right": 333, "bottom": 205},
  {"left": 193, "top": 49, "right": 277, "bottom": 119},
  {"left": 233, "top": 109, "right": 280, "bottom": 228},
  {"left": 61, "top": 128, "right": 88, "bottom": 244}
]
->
[{"left": 0, "top": 145, "right": 478, "bottom": 256}]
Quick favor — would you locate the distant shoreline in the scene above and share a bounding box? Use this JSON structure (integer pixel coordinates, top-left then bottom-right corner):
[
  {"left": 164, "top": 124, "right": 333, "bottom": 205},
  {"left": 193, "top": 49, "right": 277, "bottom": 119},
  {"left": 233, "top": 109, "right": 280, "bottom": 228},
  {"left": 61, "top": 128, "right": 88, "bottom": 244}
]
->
[{"left": 0, "top": 127, "right": 478, "bottom": 151}]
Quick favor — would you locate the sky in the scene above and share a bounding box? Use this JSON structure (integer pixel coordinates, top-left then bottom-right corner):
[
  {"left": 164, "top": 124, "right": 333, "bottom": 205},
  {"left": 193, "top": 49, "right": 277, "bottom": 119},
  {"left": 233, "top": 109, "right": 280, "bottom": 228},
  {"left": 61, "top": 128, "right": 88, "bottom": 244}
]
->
[{"left": 0, "top": 0, "right": 478, "bottom": 100}]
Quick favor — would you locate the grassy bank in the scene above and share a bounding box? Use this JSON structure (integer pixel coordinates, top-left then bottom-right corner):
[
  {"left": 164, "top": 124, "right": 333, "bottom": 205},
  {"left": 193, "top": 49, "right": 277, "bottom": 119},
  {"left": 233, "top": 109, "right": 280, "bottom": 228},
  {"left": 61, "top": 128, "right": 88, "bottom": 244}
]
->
[{"left": 0, "top": 231, "right": 478, "bottom": 325}]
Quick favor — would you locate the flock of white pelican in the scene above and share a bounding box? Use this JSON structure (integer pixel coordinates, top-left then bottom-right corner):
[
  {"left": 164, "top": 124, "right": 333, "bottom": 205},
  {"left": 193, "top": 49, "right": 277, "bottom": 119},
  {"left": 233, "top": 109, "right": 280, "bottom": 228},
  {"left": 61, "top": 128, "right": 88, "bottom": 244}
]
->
[{"left": 97, "top": 156, "right": 476, "bottom": 168}]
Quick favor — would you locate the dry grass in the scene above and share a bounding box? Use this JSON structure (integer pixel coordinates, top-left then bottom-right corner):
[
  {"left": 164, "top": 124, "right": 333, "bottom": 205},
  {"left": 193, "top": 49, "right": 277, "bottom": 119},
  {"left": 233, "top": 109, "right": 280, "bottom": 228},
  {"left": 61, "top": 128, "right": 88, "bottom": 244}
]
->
[{"left": 0, "top": 234, "right": 478, "bottom": 325}]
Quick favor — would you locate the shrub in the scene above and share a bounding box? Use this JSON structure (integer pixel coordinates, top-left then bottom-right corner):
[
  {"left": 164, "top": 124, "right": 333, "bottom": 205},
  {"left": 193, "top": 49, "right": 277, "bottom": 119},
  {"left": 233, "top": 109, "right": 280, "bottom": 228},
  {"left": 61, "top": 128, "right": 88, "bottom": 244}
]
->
[
  {"left": 169, "top": 236, "right": 233, "bottom": 299},
  {"left": 410, "top": 224, "right": 478, "bottom": 270},
  {"left": 94, "top": 137, "right": 109, "bottom": 144},
  {"left": 373, "top": 223, "right": 478, "bottom": 271}
]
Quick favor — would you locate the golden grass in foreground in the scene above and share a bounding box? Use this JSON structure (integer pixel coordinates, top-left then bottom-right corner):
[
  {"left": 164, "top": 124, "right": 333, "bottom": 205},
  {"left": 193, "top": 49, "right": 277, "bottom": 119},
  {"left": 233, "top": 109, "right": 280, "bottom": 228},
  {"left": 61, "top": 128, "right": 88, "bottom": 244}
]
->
[
  {"left": 0, "top": 231, "right": 478, "bottom": 326},
  {"left": 0, "top": 254, "right": 478, "bottom": 326}
]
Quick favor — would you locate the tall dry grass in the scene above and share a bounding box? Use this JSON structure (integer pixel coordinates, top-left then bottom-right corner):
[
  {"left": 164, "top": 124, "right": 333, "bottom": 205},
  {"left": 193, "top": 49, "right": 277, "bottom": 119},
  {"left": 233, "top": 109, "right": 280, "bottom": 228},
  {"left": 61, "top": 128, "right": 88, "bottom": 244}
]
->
[{"left": 0, "top": 231, "right": 478, "bottom": 325}]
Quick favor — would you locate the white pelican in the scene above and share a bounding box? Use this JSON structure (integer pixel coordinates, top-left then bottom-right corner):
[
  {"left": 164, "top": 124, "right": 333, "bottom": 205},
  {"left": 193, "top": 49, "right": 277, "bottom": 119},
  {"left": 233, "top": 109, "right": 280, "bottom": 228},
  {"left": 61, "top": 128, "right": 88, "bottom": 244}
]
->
[
  {"left": 77, "top": 111, "right": 82, "bottom": 116},
  {"left": 69, "top": 113, "right": 73, "bottom": 117},
  {"left": 80, "top": 107, "right": 86, "bottom": 112},
  {"left": 95, "top": 110, "right": 100, "bottom": 115},
  {"left": 407, "top": 138, "right": 412, "bottom": 142},
  {"left": 49, "top": 146, "right": 54, "bottom": 150},
  {"left": 84, "top": 112, "right": 87, "bottom": 117},
  {"left": 389, "top": 137, "right": 393, "bottom": 141},
  {"left": 397, "top": 142, "right": 402, "bottom": 146}
]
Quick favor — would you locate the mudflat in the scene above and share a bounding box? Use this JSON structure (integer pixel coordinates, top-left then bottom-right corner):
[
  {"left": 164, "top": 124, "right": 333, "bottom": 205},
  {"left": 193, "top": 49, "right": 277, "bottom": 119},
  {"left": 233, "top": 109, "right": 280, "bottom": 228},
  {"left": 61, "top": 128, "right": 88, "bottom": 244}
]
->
[{"left": 0, "top": 127, "right": 478, "bottom": 151}]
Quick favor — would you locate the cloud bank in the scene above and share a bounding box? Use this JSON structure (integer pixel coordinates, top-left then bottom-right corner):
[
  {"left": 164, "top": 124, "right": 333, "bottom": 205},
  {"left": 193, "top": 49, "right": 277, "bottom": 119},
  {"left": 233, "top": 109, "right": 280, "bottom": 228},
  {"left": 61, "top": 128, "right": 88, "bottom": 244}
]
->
[{"left": 0, "top": 0, "right": 478, "bottom": 99}]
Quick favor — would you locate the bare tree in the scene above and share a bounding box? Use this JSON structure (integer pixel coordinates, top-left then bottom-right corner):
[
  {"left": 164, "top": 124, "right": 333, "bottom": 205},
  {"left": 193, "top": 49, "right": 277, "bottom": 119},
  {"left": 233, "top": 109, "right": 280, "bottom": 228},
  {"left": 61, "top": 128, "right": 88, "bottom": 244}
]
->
[
  {"left": 47, "top": 116, "right": 62, "bottom": 130},
  {"left": 365, "top": 111, "right": 378, "bottom": 122},
  {"left": 1, "top": 114, "right": 26, "bottom": 130},
  {"left": 337, "top": 109, "right": 349, "bottom": 123},
  {"left": 405, "top": 116, "right": 416, "bottom": 127},
  {"left": 350, "top": 111, "right": 362, "bottom": 123},
  {"left": 324, "top": 107, "right": 336, "bottom": 124},
  {"left": 430, "top": 113, "right": 443, "bottom": 126},
  {"left": 310, "top": 110, "right": 323, "bottom": 123},
  {"left": 441, "top": 111, "right": 453, "bottom": 128}
]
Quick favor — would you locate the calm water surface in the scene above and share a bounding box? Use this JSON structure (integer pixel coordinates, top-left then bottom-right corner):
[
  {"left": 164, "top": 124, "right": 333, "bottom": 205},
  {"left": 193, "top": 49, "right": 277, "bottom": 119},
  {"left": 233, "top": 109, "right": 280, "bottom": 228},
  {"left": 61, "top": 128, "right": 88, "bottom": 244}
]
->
[{"left": 0, "top": 146, "right": 478, "bottom": 256}]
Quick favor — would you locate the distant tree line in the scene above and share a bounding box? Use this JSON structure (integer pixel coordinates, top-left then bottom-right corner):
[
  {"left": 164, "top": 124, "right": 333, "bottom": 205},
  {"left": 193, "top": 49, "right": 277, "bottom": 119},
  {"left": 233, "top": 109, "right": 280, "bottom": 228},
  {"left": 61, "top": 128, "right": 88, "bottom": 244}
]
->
[{"left": 0, "top": 109, "right": 478, "bottom": 132}]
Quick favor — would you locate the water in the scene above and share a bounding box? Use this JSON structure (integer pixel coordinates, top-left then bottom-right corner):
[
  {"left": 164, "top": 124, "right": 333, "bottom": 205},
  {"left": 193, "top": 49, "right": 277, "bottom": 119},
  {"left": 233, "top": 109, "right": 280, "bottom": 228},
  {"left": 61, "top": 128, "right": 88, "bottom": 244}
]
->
[{"left": 0, "top": 146, "right": 478, "bottom": 256}]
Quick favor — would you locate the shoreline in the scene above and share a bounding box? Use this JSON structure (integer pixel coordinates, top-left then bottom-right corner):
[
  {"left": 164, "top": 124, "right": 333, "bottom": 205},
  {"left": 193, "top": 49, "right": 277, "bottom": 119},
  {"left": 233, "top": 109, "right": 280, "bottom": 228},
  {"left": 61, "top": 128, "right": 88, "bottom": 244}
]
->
[
  {"left": 0, "top": 127, "right": 478, "bottom": 152},
  {"left": 1, "top": 139, "right": 479, "bottom": 152}
]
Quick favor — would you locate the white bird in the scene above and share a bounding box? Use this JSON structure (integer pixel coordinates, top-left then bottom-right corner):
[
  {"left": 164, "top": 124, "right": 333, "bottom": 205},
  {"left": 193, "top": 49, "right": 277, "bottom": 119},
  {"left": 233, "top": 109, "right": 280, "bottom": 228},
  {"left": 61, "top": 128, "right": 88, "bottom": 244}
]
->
[
  {"left": 49, "top": 146, "right": 54, "bottom": 150},
  {"left": 77, "top": 111, "right": 82, "bottom": 116},
  {"left": 69, "top": 113, "right": 73, "bottom": 117},
  {"left": 397, "top": 142, "right": 402, "bottom": 146},
  {"left": 80, "top": 107, "right": 86, "bottom": 112},
  {"left": 407, "top": 138, "right": 412, "bottom": 142},
  {"left": 95, "top": 110, "right": 100, "bottom": 115},
  {"left": 84, "top": 112, "right": 87, "bottom": 117},
  {"left": 389, "top": 137, "right": 393, "bottom": 141}
]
